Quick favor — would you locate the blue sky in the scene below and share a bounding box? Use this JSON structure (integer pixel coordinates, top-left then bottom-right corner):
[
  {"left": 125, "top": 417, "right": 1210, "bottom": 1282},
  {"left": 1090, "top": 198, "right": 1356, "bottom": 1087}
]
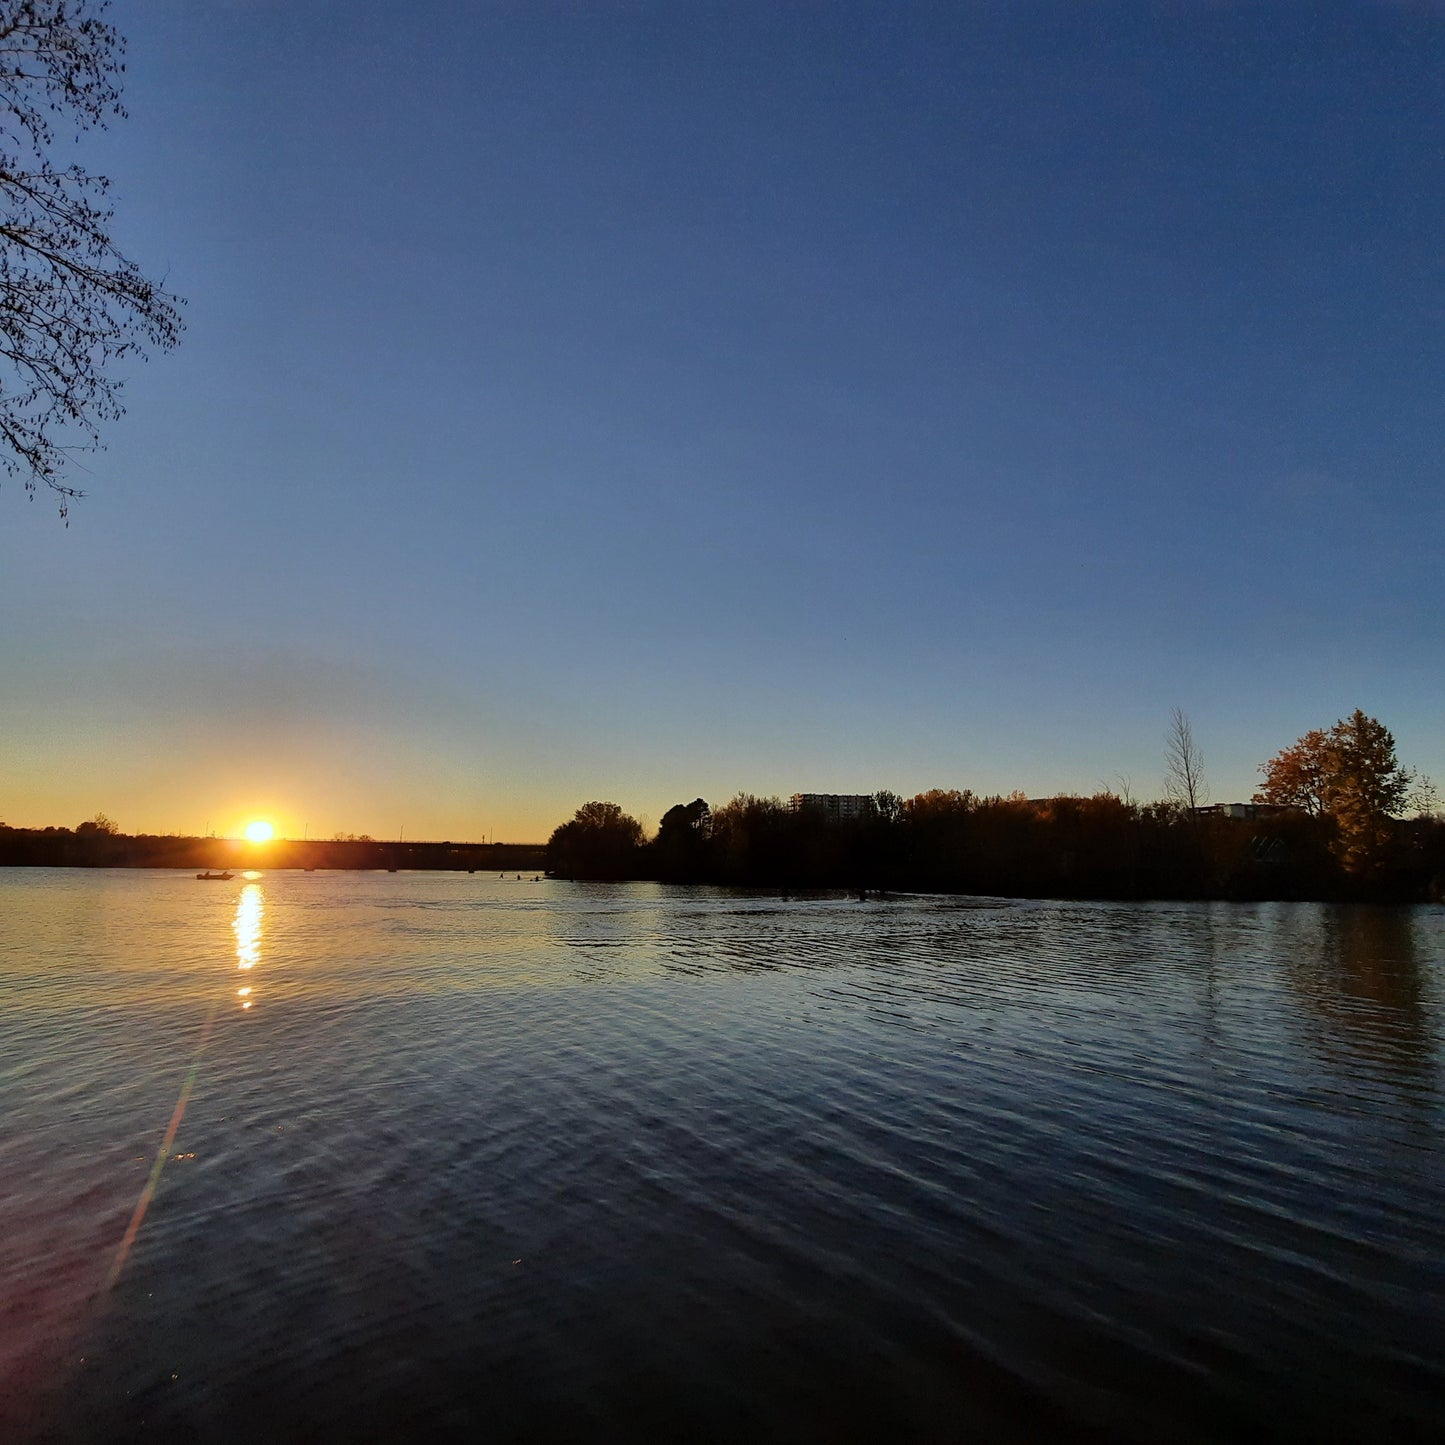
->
[{"left": 1, "top": 1, "right": 1440, "bottom": 840}]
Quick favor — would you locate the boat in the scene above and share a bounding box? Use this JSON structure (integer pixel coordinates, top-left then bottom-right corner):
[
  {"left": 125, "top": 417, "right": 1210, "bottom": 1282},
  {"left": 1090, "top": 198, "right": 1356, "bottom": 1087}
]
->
[{"left": 196, "top": 870, "right": 233, "bottom": 881}]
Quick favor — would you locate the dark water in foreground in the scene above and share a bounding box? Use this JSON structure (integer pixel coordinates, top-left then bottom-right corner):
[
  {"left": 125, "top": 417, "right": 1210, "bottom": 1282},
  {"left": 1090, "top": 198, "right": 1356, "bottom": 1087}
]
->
[{"left": 2, "top": 870, "right": 1443, "bottom": 1443}]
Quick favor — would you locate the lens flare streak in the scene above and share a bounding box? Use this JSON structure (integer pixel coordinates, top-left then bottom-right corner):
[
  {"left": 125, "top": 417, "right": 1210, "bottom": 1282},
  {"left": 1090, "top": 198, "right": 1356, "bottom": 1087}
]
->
[
  {"left": 105, "top": 1002, "right": 217, "bottom": 1291},
  {"left": 108, "top": 883, "right": 264, "bottom": 1291}
]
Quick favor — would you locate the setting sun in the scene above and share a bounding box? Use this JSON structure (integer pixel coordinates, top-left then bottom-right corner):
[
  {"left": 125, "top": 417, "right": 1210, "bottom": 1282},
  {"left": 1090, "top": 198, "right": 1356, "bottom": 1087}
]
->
[{"left": 243, "top": 820, "right": 275, "bottom": 844}]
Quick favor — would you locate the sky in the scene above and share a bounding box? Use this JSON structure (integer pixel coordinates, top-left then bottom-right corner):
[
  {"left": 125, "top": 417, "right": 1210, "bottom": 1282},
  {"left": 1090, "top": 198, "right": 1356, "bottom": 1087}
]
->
[{"left": 1, "top": 0, "right": 1441, "bottom": 842}]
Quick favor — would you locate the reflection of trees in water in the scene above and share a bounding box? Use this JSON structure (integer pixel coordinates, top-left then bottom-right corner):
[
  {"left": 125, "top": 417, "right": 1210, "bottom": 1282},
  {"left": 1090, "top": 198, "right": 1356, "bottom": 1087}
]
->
[{"left": 1290, "top": 906, "right": 1436, "bottom": 1096}]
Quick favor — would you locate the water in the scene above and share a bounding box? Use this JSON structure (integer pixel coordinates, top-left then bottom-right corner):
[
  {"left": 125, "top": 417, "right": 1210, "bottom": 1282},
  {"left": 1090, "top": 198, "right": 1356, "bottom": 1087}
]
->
[{"left": 3, "top": 869, "right": 1443, "bottom": 1443}]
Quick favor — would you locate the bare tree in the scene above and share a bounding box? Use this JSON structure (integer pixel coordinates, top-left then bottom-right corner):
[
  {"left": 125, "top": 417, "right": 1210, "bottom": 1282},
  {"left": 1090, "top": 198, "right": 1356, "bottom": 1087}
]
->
[
  {"left": 0, "top": 1, "right": 183, "bottom": 518},
  {"left": 1410, "top": 774, "right": 1439, "bottom": 819},
  {"left": 1104, "top": 772, "right": 1135, "bottom": 808},
  {"left": 1164, "top": 708, "right": 1208, "bottom": 815}
]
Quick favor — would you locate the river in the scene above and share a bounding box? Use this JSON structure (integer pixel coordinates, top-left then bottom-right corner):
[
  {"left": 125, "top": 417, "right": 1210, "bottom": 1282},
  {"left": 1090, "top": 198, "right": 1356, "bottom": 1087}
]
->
[{"left": 2, "top": 869, "right": 1442, "bottom": 1442}]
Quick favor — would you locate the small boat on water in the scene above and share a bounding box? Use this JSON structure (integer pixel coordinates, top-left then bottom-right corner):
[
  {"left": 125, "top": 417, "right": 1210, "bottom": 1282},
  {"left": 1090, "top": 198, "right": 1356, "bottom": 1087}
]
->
[{"left": 196, "top": 870, "right": 234, "bottom": 881}]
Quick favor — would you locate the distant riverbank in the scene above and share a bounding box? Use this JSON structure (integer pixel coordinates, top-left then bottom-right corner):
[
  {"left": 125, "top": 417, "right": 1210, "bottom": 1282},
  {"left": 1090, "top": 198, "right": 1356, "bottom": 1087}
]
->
[{"left": 0, "top": 829, "right": 547, "bottom": 874}]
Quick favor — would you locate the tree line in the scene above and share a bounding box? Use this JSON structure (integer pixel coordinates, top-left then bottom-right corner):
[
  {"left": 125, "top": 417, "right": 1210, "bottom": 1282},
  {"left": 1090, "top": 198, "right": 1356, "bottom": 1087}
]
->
[{"left": 547, "top": 712, "right": 1444, "bottom": 902}]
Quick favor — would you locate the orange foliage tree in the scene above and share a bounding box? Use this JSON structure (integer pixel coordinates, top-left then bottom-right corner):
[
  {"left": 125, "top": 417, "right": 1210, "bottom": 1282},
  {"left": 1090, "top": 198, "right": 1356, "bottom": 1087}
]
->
[{"left": 1255, "top": 711, "right": 1417, "bottom": 873}]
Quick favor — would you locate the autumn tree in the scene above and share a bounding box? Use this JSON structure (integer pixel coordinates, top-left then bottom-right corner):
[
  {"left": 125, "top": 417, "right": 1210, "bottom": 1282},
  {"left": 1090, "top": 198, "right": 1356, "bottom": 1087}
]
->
[
  {"left": 0, "top": 1, "right": 183, "bottom": 517},
  {"left": 1256, "top": 711, "right": 1417, "bottom": 874},
  {"left": 1254, "top": 728, "right": 1332, "bottom": 816}
]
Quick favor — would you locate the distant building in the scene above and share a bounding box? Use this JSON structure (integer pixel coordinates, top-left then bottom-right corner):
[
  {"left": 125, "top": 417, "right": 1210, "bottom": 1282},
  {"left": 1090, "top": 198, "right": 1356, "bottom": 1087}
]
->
[{"left": 789, "top": 793, "right": 874, "bottom": 823}]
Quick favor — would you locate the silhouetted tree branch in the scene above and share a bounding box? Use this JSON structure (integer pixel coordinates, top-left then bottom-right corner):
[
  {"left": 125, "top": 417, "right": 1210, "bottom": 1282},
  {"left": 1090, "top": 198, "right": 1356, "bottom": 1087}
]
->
[{"left": 0, "top": 0, "right": 183, "bottom": 519}]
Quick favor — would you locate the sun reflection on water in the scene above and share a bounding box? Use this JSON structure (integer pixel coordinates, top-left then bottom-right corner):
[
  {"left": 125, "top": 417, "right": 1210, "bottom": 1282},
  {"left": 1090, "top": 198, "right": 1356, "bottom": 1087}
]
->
[{"left": 233, "top": 882, "right": 263, "bottom": 1007}]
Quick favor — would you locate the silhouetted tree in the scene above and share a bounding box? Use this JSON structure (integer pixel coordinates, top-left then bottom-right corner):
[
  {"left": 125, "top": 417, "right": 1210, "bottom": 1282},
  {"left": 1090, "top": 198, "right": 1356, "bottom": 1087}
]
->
[
  {"left": 0, "top": 1, "right": 183, "bottom": 517},
  {"left": 547, "top": 800, "right": 644, "bottom": 879},
  {"left": 709, "top": 793, "right": 792, "bottom": 884},
  {"left": 652, "top": 797, "right": 712, "bottom": 880},
  {"left": 901, "top": 789, "right": 976, "bottom": 890},
  {"left": 75, "top": 811, "right": 117, "bottom": 834},
  {"left": 659, "top": 797, "right": 710, "bottom": 836}
]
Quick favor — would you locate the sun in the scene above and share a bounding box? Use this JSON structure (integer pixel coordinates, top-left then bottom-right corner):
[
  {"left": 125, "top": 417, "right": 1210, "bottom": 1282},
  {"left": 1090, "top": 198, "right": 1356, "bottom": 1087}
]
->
[{"left": 244, "top": 820, "right": 275, "bottom": 844}]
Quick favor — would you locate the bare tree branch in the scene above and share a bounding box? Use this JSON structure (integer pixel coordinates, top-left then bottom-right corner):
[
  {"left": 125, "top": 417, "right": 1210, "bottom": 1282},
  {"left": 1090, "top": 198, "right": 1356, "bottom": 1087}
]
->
[{"left": 0, "top": 1, "right": 183, "bottom": 520}]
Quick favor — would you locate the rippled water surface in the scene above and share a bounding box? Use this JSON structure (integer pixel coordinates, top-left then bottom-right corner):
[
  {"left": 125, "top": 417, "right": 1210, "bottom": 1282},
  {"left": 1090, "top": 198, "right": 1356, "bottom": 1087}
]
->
[{"left": 3, "top": 869, "right": 1444, "bottom": 1442}]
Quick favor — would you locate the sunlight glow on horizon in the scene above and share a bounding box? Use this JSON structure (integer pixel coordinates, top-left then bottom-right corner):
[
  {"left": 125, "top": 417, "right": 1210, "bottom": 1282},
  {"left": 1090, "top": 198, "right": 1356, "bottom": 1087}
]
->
[{"left": 243, "top": 820, "right": 275, "bottom": 843}]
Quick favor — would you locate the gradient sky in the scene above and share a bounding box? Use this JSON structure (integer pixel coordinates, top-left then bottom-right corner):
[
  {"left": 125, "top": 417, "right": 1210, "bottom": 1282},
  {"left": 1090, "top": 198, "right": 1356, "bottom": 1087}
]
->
[{"left": 1, "top": 1, "right": 1441, "bottom": 842}]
